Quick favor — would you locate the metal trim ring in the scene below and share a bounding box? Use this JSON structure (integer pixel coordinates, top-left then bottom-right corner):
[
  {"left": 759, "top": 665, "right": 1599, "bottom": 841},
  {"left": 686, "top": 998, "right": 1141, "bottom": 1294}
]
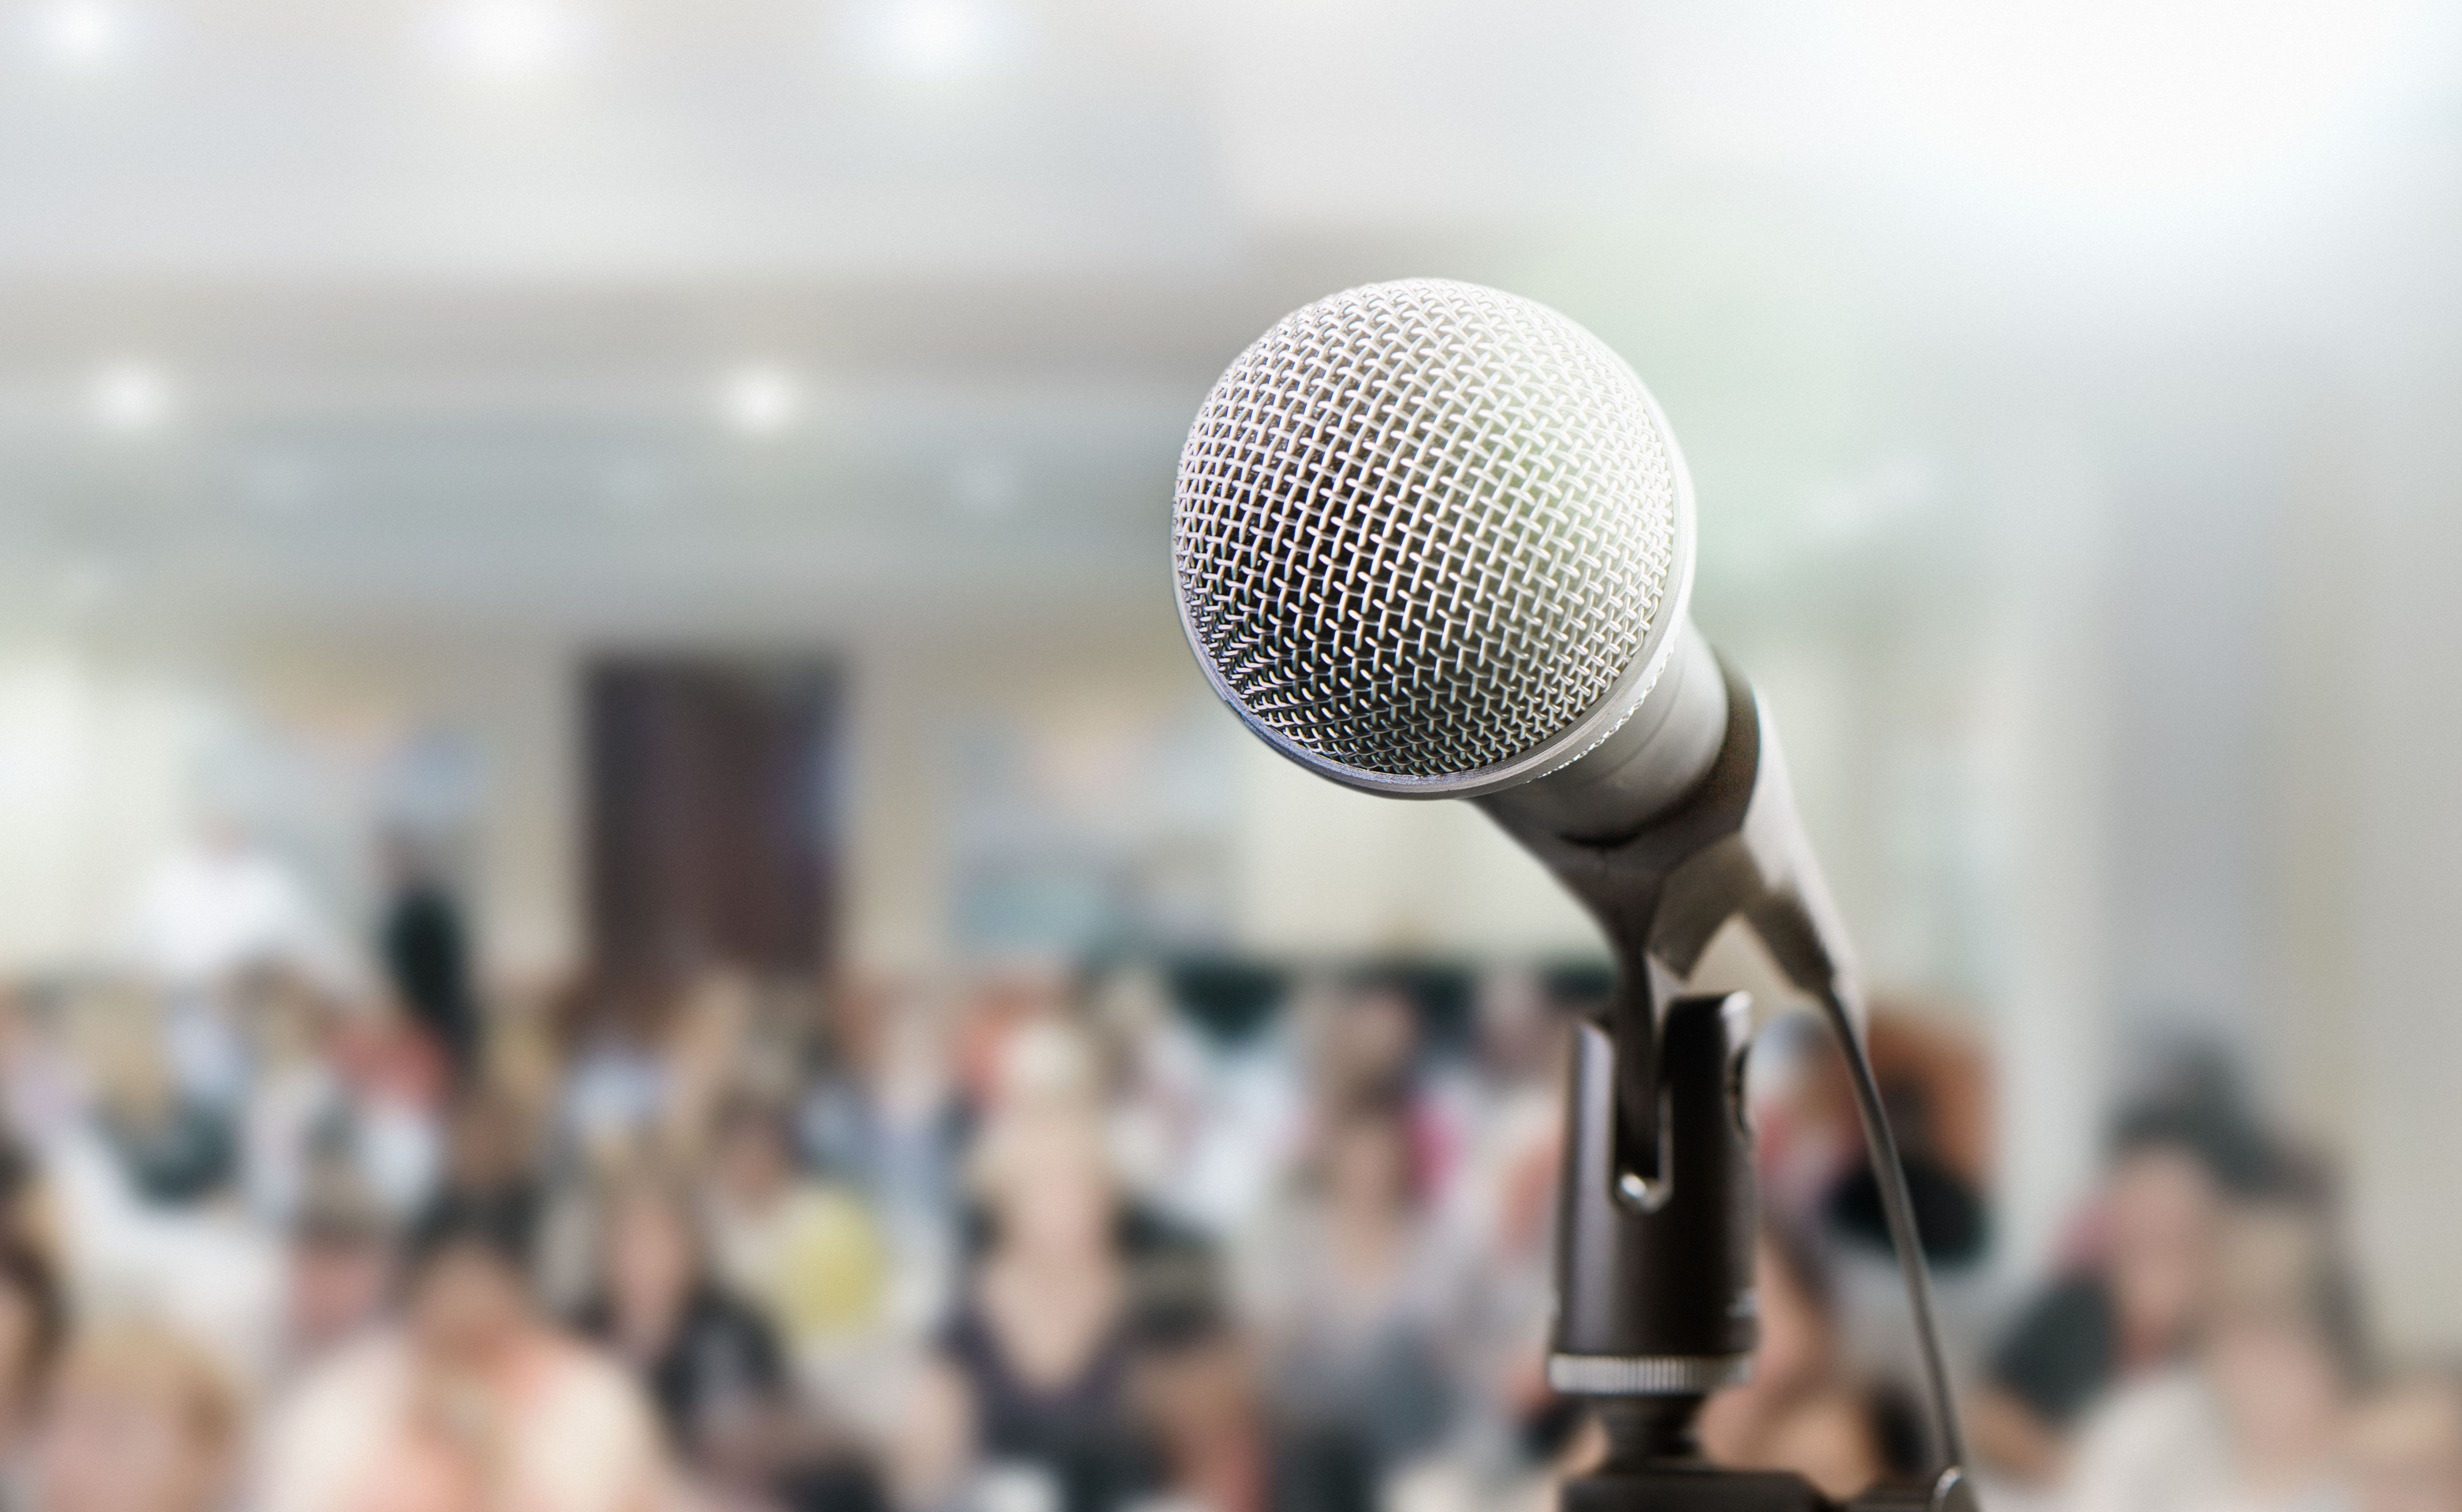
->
[{"left": 1546, "top": 1351, "right": 1753, "bottom": 1396}]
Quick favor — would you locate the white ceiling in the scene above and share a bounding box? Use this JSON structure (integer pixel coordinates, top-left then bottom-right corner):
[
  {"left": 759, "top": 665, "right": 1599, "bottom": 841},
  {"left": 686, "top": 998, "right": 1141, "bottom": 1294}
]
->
[{"left": 0, "top": 0, "right": 2452, "bottom": 634}]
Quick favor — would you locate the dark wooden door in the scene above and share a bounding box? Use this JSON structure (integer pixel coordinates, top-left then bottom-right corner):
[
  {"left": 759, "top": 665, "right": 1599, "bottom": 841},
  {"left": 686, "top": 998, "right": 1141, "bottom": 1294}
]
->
[{"left": 586, "top": 657, "right": 841, "bottom": 998}]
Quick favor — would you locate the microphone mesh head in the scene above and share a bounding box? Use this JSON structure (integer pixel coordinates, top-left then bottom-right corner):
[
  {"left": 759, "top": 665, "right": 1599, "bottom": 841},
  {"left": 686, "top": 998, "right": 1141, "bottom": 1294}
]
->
[{"left": 1174, "top": 279, "right": 1683, "bottom": 784}]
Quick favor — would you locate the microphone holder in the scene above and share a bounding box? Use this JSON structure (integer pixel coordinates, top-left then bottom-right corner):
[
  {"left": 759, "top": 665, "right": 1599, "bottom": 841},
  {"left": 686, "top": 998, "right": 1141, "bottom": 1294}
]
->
[{"left": 1484, "top": 662, "right": 1980, "bottom": 1512}]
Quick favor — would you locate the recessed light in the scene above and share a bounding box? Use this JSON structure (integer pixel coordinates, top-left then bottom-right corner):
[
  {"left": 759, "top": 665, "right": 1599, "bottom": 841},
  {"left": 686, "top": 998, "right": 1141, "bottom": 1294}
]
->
[
  {"left": 719, "top": 365, "right": 800, "bottom": 437},
  {"left": 433, "top": 0, "right": 588, "bottom": 83},
  {"left": 89, "top": 361, "right": 174, "bottom": 434},
  {"left": 848, "top": 0, "right": 1019, "bottom": 80},
  {"left": 33, "top": 0, "right": 127, "bottom": 71}
]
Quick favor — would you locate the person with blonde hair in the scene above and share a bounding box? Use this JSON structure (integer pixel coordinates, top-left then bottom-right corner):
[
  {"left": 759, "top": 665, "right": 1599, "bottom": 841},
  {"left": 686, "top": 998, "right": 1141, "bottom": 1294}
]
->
[{"left": 895, "top": 1102, "right": 1152, "bottom": 1512}]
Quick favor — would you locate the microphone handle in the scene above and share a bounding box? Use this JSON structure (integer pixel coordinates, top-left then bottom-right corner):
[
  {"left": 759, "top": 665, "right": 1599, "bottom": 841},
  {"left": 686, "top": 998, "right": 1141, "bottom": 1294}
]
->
[{"left": 1483, "top": 657, "right": 1976, "bottom": 1512}]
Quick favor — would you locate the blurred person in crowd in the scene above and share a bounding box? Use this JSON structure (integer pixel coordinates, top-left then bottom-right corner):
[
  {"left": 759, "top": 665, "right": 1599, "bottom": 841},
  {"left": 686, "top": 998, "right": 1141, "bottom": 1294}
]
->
[
  {"left": 896, "top": 1103, "right": 1151, "bottom": 1512},
  {"left": 1444, "top": 969, "right": 1572, "bottom": 1436},
  {"left": 123, "top": 811, "right": 344, "bottom": 997},
  {"left": 261, "top": 1192, "right": 671, "bottom": 1512},
  {"left": 1092, "top": 964, "right": 1303, "bottom": 1243},
  {"left": 0, "top": 986, "right": 85, "bottom": 1152},
  {"left": 2060, "top": 1201, "right": 2360, "bottom": 1512},
  {"left": 0, "top": 1240, "right": 66, "bottom": 1487},
  {"left": 29, "top": 1322, "right": 241, "bottom": 1512},
  {"left": 1243, "top": 1095, "right": 1466, "bottom": 1484},
  {"left": 1816, "top": 1011, "right": 1994, "bottom": 1273},
  {"left": 435, "top": 1088, "right": 541, "bottom": 1233},
  {"left": 559, "top": 978, "right": 680, "bottom": 1176},
  {"left": 793, "top": 978, "right": 967, "bottom": 1261},
  {"left": 234, "top": 963, "right": 346, "bottom": 1227},
  {"left": 1127, "top": 1302, "right": 1372, "bottom": 1512},
  {"left": 48, "top": 986, "right": 283, "bottom": 1387},
  {"left": 576, "top": 1170, "right": 788, "bottom": 1470},
  {"left": 1698, "top": 1228, "right": 1907, "bottom": 1501},
  {"left": 378, "top": 835, "right": 482, "bottom": 1088},
  {"left": 322, "top": 998, "right": 451, "bottom": 1221},
  {"left": 80, "top": 988, "right": 235, "bottom": 1210},
  {"left": 702, "top": 1095, "right": 886, "bottom": 1360},
  {"left": 0, "top": 1140, "right": 57, "bottom": 1280},
  {"left": 280, "top": 1180, "right": 397, "bottom": 1376},
  {"left": 2348, "top": 1369, "right": 2462, "bottom": 1512},
  {"left": 124, "top": 809, "right": 352, "bottom": 1110},
  {"left": 655, "top": 973, "right": 758, "bottom": 1171},
  {"left": 1972, "top": 1116, "right": 2234, "bottom": 1483}
]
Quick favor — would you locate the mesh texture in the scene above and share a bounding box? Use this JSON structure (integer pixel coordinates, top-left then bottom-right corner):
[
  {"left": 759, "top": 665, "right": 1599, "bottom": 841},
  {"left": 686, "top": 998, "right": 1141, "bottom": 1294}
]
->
[{"left": 1174, "top": 279, "right": 1678, "bottom": 778}]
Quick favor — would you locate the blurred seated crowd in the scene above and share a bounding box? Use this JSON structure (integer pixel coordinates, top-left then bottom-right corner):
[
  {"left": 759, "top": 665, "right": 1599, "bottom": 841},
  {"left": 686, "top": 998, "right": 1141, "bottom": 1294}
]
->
[{"left": 0, "top": 862, "right": 2453, "bottom": 1512}]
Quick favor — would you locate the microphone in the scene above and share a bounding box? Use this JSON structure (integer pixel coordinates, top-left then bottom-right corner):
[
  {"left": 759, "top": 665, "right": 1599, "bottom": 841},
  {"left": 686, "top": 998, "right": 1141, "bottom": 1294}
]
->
[
  {"left": 1173, "top": 278, "right": 1726, "bottom": 838},
  {"left": 1172, "top": 280, "right": 1974, "bottom": 1512}
]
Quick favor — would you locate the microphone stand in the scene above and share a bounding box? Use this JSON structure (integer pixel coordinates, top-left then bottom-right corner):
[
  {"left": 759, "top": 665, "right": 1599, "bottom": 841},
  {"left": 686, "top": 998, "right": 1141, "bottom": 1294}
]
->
[{"left": 1484, "top": 662, "right": 1981, "bottom": 1512}]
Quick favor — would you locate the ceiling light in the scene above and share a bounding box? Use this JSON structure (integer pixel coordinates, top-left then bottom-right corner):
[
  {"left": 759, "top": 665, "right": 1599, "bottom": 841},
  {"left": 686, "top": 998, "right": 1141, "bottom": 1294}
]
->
[
  {"left": 89, "top": 361, "right": 173, "bottom": 434},
  {"left": 850, "top": 0, "right": 1017, "bottom": 79},
  {"left": 33, "top": 0, "right": 127, "bottom": 71},
  {"left": 434, "top": 0, "right": 587, "bottom": 83},
  {"left": 719, "top": 365, "right": 799, "bottom": 437}
]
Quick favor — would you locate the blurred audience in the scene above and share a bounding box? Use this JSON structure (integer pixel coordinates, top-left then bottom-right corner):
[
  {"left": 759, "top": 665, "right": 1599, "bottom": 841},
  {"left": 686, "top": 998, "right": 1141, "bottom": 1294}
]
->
[
  {"left": 899, "top": 1101, "right": 1151, "bottom": 1512},
  {"left": 0, "top": 1240, "right": 65, "bottom": 1479},
  {"left": 376, "top": 839, "right": 482, "bottom": 1090},
  {"left": 0, "top": 826, "right": 2424, "bottom": 1512},
  {"left": 1974, "top": 1115, "right": 2232, "bottom": 1484},
  {"left": 577, "top": 1170, "right": 788, "bottom": 1470},
  {"left": 30, "top": 1323, "right": 240, "bottom": 1512},
  {"left": 1244, "top": 1093, "right": 1464, "bottom": 1482},
  {"left": 703, "top": 1096, "right": 886, "bottom": 1360},
  {"left": 2059, "top": 1200, "right": 2360, "bottom": 1512},
  {"left": 1127, "top": 1301, "right": 1371, "bottom": 1512},
  {"left": 1698, "top": 1229, "right": 1905, "bottom": 1501},
  {"left": 279, "top": 1183, "right": 396, "bottom": 1377},
  {"left": 261, "top": 1194, "right": 669, "bottom": 1512}
]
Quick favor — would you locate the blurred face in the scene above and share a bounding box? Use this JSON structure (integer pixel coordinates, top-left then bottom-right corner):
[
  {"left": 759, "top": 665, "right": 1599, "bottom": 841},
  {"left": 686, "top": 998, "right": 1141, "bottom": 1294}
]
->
[
  {"left": 1136, "top": 1340, "right": 1253, "bottom": 1446},
  {"left": 715, "top": 1121, "right": 792, "bottom": 1207},
  {"left": 993, "top": 1121, "right": 1115, "bottom": 1262},
  {"left": 290, "top": 1237, "right": 391, "bottom": 1355},
  {"left": 606, "top": 1195, "right": 697, "bottom": 1328},
  {"left": 1323, "top": 1117, "right": 1413, "bottom": 1217},
  {"left": 33, "top": 1383, "right": 220, "bottom": 1512},
  {"left": 446, "top": 1103, "right": 523, "bottom": 1190},
  {"left": 2350, "top": 1380, "right": 2462, "bottom": 1512},
  {"left": 408, "top": 1245, "right": 533, "bottom": 1366},
  {"left": 1327, "top": 995, "right": 1416, "bottom": 1094},
  {"left": 2208, "top": 1316, "right": 2345, "bottom": 1458},
  {"left": 2105, "top": 1146, "right": 2220, "bottom": 1347}
]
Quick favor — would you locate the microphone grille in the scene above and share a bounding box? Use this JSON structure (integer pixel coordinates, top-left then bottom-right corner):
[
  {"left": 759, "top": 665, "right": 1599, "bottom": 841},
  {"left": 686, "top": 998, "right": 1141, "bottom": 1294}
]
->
[{"left": 1173, "top": 279, "right": 1684, "bottom": 788}]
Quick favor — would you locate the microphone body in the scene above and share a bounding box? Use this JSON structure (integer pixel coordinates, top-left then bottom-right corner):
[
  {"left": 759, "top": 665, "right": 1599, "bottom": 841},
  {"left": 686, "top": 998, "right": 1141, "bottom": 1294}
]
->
[{"left": 1480, "top": 617, "right": 1730, "bottom": 846}]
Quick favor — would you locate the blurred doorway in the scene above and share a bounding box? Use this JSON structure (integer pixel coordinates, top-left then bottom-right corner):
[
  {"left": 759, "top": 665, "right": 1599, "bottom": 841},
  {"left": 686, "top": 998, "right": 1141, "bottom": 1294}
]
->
[{"left": 586, "top": 657, "right": 842, "bottom": 1002}]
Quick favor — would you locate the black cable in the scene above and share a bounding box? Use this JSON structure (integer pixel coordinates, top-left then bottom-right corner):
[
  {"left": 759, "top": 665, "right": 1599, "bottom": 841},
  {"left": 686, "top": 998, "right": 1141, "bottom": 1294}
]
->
[{"left": 1815, "top": 982, "right": 1969, "bottom": 1475}]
